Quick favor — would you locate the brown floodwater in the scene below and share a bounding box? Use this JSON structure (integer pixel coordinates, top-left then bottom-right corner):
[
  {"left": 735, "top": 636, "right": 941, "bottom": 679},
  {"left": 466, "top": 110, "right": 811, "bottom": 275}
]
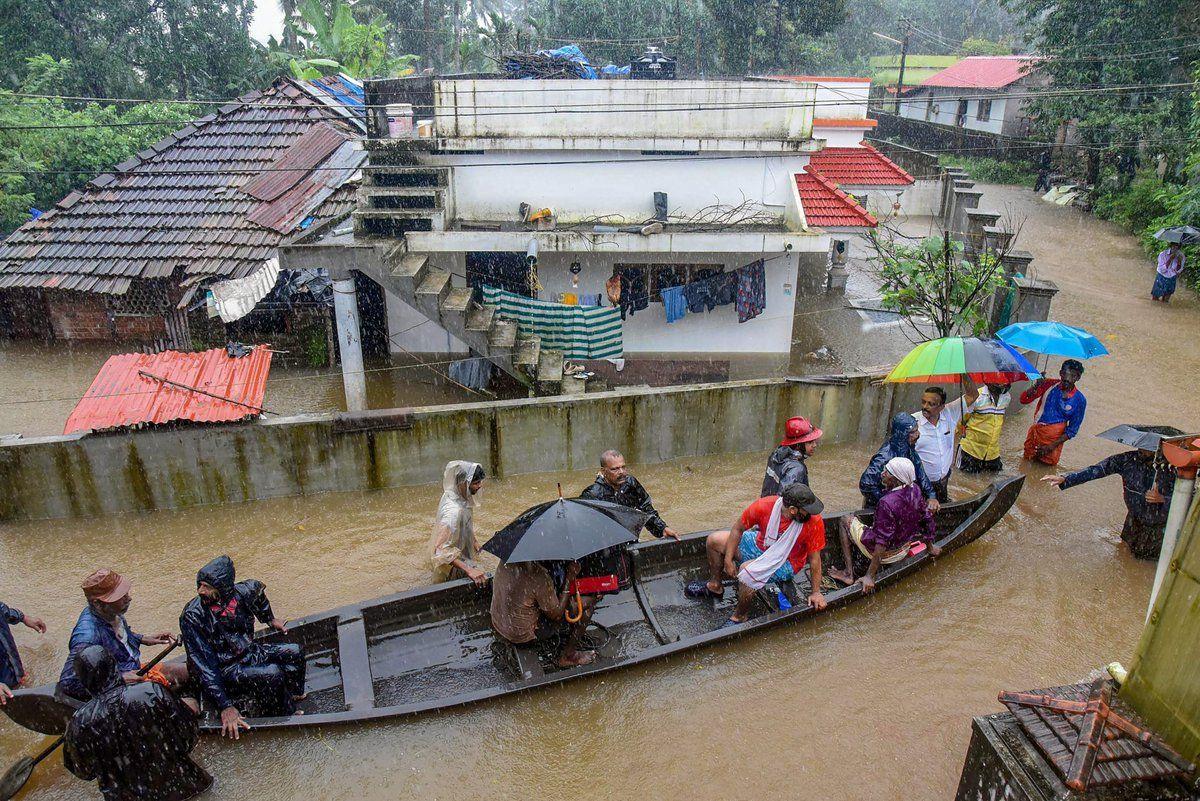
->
[{"left": 1, "top": 183, "right": 1196, "bottom": 800}]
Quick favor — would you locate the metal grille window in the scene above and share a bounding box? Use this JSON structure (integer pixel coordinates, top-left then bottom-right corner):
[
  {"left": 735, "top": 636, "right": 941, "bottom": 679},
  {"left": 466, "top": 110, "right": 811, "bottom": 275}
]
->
[
  {"left": 618, "top": 263, "right": 723, "bottom": 303},
  {"left": 977, "top": 99, "right": 992, "bottom": 122}
]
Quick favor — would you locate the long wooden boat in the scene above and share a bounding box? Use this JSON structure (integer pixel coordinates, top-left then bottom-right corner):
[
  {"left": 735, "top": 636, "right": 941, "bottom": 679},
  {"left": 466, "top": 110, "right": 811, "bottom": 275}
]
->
[{"left": 5, "top": 476, "right": 1022, "bottom": 736}]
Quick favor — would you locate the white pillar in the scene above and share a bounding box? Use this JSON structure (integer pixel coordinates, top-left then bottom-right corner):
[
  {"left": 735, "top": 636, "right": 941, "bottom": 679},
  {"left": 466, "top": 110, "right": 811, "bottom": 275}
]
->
[
  {"left": 332, "top": 276, "right": 367, "bottom": 412},
  {"left": 1146, "top": 474, "right": 1197, "bottom": 621}
]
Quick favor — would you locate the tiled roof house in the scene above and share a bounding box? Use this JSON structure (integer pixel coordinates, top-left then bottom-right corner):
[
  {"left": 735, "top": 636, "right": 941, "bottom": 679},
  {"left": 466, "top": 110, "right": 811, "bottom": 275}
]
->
[{"left": 0, "top": 76, "right": 366, "bottom": 346}]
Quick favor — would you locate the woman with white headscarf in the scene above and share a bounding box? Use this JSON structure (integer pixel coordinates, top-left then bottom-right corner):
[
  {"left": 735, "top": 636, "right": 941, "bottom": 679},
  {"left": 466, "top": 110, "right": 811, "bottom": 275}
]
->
[
  {"left": 830, "top": 457, "right": 941, "bottom": 593},
  {"left": 429, "top": 460, "right": 488, "bottom": 585}
]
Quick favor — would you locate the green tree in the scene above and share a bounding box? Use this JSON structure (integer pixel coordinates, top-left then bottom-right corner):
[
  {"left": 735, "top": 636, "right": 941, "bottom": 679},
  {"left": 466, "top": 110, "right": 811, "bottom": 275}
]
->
[
  {"left": 0, "top": 88, "right": 198, "bottom": 234},
  {"left": 0, "top": 0, "right": 265, "bottom": 100},
  {"left": 867, "top": 232, "right": 1007, "bottom": 339},
  {"left": 1008, "top": 0, "right": 1196, "bottom": 185},
  {"left": 277, "top": 0, "right": 418, "bottom": 78}
]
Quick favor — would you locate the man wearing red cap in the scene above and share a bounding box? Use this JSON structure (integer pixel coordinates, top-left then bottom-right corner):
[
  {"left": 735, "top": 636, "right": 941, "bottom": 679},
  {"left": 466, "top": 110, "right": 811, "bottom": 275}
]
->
[
  {"left": 761, "top": 416, "right": 823, "bottom": 497},
  {"left": 57, "top": 569, "right": 184, "bottom": 702}
]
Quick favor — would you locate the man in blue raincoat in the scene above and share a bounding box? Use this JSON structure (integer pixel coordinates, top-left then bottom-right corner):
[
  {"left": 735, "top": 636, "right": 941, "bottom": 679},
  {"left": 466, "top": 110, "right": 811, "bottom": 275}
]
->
[
  {"left": 0, "top": 600, "right": 46, "bottom": 703},
  {"left": 859, "top": 413, "right": 938, "bottom": 511}
]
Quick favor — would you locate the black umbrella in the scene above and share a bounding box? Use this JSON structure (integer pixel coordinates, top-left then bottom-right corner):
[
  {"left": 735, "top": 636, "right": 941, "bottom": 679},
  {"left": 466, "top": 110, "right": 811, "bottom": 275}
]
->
[
  {"left": 1096, "top": 424, "right": 1186, "bottom": 451},
  {"left": 1152, "top": 226, "right": 1200, "bottom": 245},
  {"left": 483, "top": 491, "right": 649, "bottom": 564}
]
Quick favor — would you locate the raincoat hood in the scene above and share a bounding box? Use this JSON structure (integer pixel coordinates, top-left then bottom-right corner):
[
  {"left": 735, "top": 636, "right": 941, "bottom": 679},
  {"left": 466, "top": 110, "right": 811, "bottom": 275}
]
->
[
  {"left": 442, "top": 460, "right": 484, "bottom": 506},
  {"left": 888, "top": 413, "right": 919, "bottom": 451},
  {"left": 74, "top": 644, "right": 122, "bottom": 697},
  {"left": 197, "top": 555, "right": 236, "bottom": 597}
]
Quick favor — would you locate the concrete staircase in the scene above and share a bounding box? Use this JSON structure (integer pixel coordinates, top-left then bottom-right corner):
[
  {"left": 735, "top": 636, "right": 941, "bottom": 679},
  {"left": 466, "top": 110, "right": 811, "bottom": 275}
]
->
[
  {"left": 351, "top": 148, "right": 605, "bottom": 395},
  {"left": 354, "top": 237, "right": 598, "bottom": 394}
]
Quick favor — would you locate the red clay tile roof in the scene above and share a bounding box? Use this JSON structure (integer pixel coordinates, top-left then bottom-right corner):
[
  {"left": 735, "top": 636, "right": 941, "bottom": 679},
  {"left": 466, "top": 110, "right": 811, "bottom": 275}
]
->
[
  {"left": 0, "top": 78, "right": 364, "bottom": 295},
  {"left": 63, "top": 345, "right": 273, "bottom": 434},
  {"left": 812, "top": 117, "right": 878, "bottom": 128},
  {"left": 795, "top": 166, "right": 878, "bottom": 229},
  {"left": 920, "top": 56, "right": 1038, "bottom": 89},
  {"left": 807, "top": 144, "right": 915, "bottom": 186}
]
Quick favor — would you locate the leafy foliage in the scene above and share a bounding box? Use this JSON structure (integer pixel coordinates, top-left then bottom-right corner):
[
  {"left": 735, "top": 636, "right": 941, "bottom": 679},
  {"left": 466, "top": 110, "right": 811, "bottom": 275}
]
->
[
  {"left": 939, "top": 155, "right": 1034, "bottom": 186},
  {"left": 868, "top": 232, "right": 1007, "bottom": 339},
  {"left": 0, "top": 91, "right": 197, "bottom": 234},
  {"left": 1007, "top": 0, "right": 1197, "bottom": 185},
  {"left": 274, "top": 0, "right": 418, "bottom": 79}
]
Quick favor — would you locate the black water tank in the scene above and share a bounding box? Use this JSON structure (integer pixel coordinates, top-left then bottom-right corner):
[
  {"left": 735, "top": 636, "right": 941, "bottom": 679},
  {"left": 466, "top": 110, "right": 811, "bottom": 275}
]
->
[{"left": 631, "top": 47, "right": 676, "bottom": 80}]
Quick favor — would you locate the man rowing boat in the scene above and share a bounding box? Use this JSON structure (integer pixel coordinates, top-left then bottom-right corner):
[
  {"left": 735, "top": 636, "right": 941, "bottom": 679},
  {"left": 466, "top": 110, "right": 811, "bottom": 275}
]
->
[
  {"left": 64, "top": 645, "right": 212, "bottom": 801},
  {"left": 686, "top": 483, "right": 828, "bottom": 625},
  {"left": 180, "top": 556, "right": 306, "bottom": 739},
  {"left": 57, "top": 569, "right": 186, "bottom": 703}
]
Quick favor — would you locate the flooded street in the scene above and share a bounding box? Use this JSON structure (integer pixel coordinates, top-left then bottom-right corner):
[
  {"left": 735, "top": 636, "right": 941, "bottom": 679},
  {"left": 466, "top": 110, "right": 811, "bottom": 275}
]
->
[{"left": 1, "top": 182, "right": 1196, "bottom": 800}]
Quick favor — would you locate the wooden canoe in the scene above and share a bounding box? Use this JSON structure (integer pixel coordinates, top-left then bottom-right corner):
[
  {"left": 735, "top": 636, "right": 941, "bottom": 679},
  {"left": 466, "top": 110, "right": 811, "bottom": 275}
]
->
[{"left": 3, "top": 475, "right": 1023, "bottom": 736}]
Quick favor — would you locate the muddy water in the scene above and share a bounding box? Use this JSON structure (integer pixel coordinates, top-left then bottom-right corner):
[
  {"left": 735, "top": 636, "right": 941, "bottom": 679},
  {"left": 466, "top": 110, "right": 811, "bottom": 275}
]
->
[
  {"left": 1, "top": 183, "right": 1196, "bottom": 801},
  {"left": 0, "top": 344, "right": 477, "bottom": 438}
]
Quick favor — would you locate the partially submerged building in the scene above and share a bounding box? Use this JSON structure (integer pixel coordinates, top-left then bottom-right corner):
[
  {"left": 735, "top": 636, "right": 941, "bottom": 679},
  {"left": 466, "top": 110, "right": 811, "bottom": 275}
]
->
[
  {"left": 0, "top": 76, "right": 367, "bottom": 361},
  {"left": 897, "top": 56, "right": 1044, "bottom": 137},
  {"left": 283, "top": 74, "right": 918, "bottom": 401}
]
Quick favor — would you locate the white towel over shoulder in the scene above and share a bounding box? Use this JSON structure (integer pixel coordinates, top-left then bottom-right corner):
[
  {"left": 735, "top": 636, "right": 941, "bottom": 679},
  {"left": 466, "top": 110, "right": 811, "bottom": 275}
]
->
[{"left": 738, "top": 497, "right": 802, "bottom": 590}]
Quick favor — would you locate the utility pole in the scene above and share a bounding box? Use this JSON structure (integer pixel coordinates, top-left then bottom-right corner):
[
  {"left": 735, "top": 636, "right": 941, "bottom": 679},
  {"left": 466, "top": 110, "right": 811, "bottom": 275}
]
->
[
  {"left": 872, "top": 19, "right": 912, "bottom": 115},
  {"left": 895, "top": 18, "right": 912, "bottom": 115}
]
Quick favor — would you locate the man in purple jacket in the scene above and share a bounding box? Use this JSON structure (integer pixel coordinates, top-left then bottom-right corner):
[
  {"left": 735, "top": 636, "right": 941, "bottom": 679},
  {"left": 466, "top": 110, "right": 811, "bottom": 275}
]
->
[{"left": 831, "top": 457, "right": 941, "bottom": 593}]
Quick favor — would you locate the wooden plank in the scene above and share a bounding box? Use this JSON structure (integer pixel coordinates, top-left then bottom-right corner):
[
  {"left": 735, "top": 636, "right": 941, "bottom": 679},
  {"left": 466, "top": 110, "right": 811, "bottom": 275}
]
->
[
  {"left": 336, "top": 615, "right": 376, "bottom": 712},
  {"left": 629, "top": 560, "right": 674, "bottom": 645}
]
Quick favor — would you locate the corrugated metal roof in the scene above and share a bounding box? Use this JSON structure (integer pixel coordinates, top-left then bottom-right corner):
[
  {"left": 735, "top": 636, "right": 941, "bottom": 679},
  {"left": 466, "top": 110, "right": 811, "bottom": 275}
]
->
[
  {"left": 807, "top": 144, "right": 916, "bottom": 186},
  {"left": 242, "top": 123, "right": 346, "bottom": 201},
  {"left": 0, "top": 78, "right": 364, "bottom": 295},
  {"left": 63, "top": 345, "right": 273, "bottom": 434},
  {"left": 920, "top": 56, "right": 1038, "bottom": 89},
  {"left": 795, "top": 166, "right": 878, "bottom": 229}
]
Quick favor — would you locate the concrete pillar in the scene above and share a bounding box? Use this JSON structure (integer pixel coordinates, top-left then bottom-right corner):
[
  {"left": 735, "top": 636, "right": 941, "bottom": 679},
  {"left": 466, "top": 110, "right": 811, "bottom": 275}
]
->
[
  {"left": 333, "top": 275, "right": 368, "bottom": 412},
  {"left": 1011, "top": 277, "right": 1059, "bottom": 325},
  {"left": 951, "top": 189, "right": 983, "bottom": 243}
]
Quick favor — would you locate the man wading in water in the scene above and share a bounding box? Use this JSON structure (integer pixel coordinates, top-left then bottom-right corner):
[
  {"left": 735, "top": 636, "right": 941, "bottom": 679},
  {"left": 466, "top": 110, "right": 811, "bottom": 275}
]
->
[{"left": 580, "top": 450, "right": 679, "bottom": 540}]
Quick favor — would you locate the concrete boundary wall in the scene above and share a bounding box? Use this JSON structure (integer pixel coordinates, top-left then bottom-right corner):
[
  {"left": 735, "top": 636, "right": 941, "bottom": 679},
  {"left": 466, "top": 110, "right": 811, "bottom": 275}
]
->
[{"left": 0, "top": 376, "right": 915, "bottom": 522}]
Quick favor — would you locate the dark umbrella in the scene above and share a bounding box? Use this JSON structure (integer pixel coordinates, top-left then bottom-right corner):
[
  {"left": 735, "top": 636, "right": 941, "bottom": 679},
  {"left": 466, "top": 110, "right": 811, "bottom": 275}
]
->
[
  {"left": 1096, "top": 424, "right": 1186, "bottom": 451},
  {"left": 1152, "top": 226, "right": 1200, "bottom": 245},
  {"left": 483, "top": 493, "right": 649, "bottom": 564}
]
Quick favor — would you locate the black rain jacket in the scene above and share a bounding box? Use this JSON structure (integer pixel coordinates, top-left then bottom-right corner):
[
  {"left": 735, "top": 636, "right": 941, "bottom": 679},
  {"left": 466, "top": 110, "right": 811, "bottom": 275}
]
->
[
  {"left": 63, "top": 645, "right": 211, "bottom": 801},
  {"left": 179, "top": 555, "right": 275, "bottom": 711},
  {"left": 579, "top": 475, "right": 668, "bottom": 537},
  {"left": 761, "top": 446, "right": 810, "bottom": 497}
]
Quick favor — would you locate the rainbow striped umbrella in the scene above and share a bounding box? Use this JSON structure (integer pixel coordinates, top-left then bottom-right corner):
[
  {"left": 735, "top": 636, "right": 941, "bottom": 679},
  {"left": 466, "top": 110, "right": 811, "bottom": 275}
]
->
[{"left": 884, "top": 337, "right": 1042, "bottom": 384}]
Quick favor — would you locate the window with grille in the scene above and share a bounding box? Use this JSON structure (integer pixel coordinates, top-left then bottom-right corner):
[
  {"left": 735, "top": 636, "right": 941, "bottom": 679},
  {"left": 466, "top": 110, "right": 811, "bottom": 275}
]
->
[
  {"left": 617, "top": 263, "right": 723, "bottom": 303},
  {"left": 977, "top": 99, "right": 992, "bottom": 121}
]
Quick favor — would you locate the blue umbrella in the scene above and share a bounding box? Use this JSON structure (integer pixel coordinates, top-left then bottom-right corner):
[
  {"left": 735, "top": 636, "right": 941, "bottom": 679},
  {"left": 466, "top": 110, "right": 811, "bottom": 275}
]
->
[{"left": 995, "top": 321, "right": 1109, "bottom": 360}]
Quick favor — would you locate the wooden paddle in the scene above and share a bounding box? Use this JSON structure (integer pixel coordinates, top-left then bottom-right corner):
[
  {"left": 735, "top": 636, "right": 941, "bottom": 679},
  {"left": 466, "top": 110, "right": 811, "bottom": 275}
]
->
[{"left": 0, "top": 640, "right": 180, "bottom": 801}]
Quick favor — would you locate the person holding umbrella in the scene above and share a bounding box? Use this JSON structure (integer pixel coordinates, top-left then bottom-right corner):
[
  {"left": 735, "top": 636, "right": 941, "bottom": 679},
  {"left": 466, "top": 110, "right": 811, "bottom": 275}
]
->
[
  {"left": 1041, "top": 425, "right": 1182, "bottom": 559},
  {"left": 483, "top": 491, "right": 651, "bottom": 668},
  {"left": 1152, "top": 242, "right": 1186, "bottom": 303}
]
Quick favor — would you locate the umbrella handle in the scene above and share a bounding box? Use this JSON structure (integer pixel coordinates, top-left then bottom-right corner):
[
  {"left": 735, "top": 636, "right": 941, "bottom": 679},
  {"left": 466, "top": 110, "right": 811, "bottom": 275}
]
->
[{"left": 565, "top": 587, "right": 583, "bottom": 624}]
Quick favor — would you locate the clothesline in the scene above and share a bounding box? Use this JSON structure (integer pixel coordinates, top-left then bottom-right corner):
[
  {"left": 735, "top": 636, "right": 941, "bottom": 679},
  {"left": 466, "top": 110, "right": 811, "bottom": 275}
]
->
[{"left": 657, "top": 260, "right": 766, "bottom": 325}]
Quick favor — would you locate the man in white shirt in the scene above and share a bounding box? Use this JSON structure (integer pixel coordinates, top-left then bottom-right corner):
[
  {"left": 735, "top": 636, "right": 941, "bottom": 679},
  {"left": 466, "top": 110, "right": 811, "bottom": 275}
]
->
[{"left": 912, "top": 381, "right": 978, "bottom": 505}]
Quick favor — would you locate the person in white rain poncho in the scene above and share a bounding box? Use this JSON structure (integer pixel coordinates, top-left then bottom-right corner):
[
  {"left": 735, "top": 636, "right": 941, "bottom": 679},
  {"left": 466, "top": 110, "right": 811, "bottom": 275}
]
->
[{"left": 429, "top": 461, "right": 488, "bottom": 585}]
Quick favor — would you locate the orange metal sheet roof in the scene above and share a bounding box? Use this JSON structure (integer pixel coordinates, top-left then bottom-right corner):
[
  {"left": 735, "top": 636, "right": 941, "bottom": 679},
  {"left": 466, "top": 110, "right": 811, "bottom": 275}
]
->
[{"left": 64, "top": 346, "right": 273, "bottom": 434}]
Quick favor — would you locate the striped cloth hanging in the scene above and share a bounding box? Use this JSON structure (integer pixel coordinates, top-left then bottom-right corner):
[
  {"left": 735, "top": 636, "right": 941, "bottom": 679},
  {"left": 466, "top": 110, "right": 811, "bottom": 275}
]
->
[{"left": 482, "top": 286, "right": 623, "bottom": 359}]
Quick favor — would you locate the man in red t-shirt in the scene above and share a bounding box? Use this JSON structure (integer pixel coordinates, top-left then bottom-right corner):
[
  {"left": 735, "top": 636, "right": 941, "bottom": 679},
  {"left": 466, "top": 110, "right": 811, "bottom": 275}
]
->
[{"left": 685, "top": 483, "right": 828, "bottom": 625}]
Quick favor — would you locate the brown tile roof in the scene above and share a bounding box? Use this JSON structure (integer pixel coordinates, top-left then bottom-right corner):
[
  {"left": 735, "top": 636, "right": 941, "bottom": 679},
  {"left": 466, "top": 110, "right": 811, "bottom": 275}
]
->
[{"left": 0, "top": 78, "right": 365, "bottom": 295}]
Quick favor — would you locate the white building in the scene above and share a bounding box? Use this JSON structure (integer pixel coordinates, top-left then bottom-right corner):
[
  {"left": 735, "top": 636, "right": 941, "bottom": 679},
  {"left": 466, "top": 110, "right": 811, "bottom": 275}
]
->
[
  {"left": 285, "top": 73, "right": 921, "bottom": 399},
  {"left": 897, "top": 56, "right": 1044, "bottom": 138}
]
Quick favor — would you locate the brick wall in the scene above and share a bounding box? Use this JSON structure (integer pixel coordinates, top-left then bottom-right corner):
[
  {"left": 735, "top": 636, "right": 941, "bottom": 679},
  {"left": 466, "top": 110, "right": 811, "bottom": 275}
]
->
[
  {"left": 45, "top": 291, "right": 168, "bottom": 342},
  {"left": 46, "top": 292, "right": 112, "bottom": 340}
]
